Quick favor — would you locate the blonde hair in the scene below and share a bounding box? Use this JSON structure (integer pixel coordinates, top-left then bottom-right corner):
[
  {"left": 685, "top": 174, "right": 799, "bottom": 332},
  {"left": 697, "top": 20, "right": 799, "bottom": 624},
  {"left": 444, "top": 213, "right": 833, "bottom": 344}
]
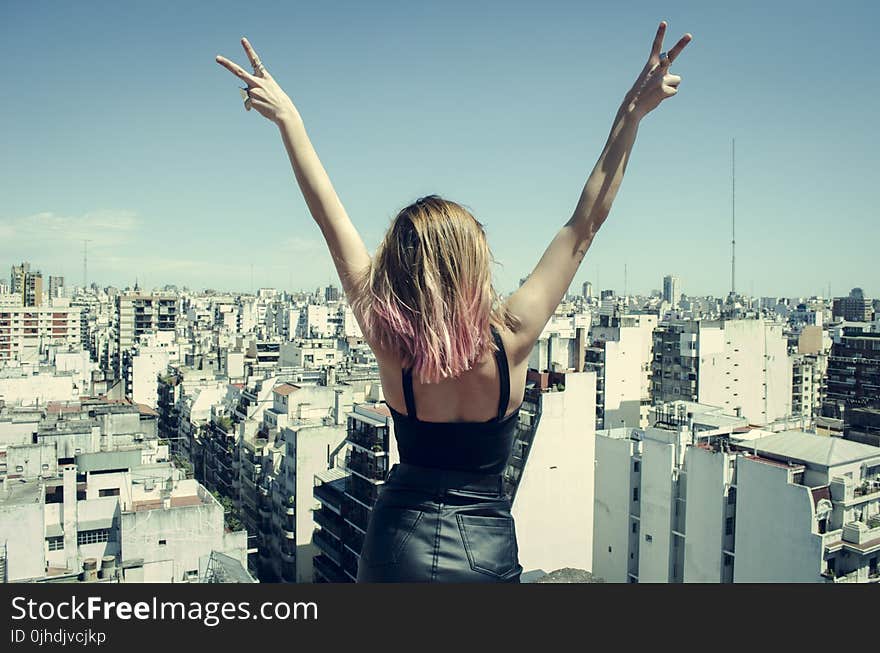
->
[{"left": 353, "top": 195, "right": 517, "bottom": 384}]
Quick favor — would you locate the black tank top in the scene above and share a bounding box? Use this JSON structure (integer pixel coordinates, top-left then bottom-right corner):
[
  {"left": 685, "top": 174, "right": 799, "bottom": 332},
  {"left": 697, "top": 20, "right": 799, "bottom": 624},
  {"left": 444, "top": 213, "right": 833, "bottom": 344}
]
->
[{"left": 388, "top": 327, "right": 521, "bottom": 475}]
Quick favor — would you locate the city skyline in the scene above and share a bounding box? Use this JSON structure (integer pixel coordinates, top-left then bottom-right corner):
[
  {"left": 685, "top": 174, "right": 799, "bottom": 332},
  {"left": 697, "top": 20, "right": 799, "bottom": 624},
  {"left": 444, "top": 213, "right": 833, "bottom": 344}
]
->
[{"left": 1, "top": 1, "right": 877, "bottom": 297}]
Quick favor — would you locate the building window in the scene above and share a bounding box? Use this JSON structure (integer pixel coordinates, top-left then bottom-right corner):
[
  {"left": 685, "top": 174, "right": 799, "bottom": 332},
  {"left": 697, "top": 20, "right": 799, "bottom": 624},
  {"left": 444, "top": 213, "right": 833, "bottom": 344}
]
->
[
  {"left": 725, "top": 517, "right": 734, "bottom": 536},
  {"left": 77, "top": 529, "right": 109, "bottom": 545},
  {"left": 632, "top": 522, "right": 637, "bottom": 533},
  {"left": 633, "top": 461, "right": 640, "bottom": 473},
  {"left": 47, "top": 537, "right": 64, "bottom": 551},
  {"left": 645, "top": 534, "right": 653, "bottom": 543},
  {"left": 99, "top": 488, "right": 120, "bottom": 497},
  {"left": 724, "top": 555, "right": 732, "bottom": 567},
  {"left": 633, "top": 487, "right": 640, "bottom": 502},
  {"left": 158, "top": 539, "right": 167, "bottom": 546}
]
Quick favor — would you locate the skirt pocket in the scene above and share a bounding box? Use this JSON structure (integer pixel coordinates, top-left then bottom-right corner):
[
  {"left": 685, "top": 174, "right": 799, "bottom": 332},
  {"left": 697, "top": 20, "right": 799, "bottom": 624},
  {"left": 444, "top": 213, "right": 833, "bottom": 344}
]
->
[
  {"left": 455, "top": 514, "right": 519, "bottom": 578},
  {"left": 361, "top": 506, "right": 425, "bottom": 566}
]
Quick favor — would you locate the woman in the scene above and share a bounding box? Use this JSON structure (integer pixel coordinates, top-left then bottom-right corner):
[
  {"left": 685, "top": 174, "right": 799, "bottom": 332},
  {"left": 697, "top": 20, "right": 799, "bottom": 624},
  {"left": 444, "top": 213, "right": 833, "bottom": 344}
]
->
[{"left": 217, "top": 21, "right": 691, "bottom": 582}]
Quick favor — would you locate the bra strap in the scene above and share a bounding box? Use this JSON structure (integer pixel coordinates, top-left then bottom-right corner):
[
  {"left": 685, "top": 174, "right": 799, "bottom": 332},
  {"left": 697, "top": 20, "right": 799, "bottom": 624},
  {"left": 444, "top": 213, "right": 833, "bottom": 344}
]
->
[
  {"left": 401, "top": 368, "right": 418, "bottom": 419},
  {"left": 491, "top": 327, "right": 511, "bottom": 420}
]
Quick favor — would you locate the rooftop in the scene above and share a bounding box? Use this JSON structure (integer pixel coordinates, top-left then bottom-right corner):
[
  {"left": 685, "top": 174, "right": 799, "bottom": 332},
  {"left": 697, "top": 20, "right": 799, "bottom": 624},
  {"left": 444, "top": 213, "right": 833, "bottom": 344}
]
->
[
  {"left": 747, "top": 431, "right": 880, "bottom": 468},
  {"left": 273, "top": 382, "right": 300, "bottom": 396},
  {"left": 128, "top": 494, "right": 206, "bottom": 512},
  {"left": 0, "top": 478, "right": 43, "bottom": 506}
]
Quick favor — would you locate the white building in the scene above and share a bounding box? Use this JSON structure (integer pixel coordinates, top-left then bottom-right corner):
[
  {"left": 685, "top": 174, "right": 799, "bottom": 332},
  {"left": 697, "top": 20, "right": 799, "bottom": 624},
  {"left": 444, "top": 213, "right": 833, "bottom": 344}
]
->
[
  {"left": 510, "top": 370, "right": 597, "bottom": 575},
  {"left": 528, "top": 313, "right": 591, "bottom": 373},
  {"left": 0, "top": 455, "right": 250, "bottom": 583},
  {"left": 593, "top": 401, "right": 880, "bottom": 583},
  {"left": 653, "top": 319, "right": 792, "bottom": 426},
  {"left": 587, "top": 313, "right": 657, "bottom": 429},
  {"left": 280, "top": 339, "right": 340, "bottom": 369},
  {"left": 663, "top": 275, "right": 681, "bottom": 309},
  {"left": 0, "top": 300, "right": 82, "bottom": 363}
]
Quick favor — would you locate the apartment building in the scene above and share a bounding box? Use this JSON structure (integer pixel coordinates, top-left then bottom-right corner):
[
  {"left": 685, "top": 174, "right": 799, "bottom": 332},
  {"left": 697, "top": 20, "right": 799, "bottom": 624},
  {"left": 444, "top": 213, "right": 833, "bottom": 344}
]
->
[
  {"left": 506, "top": 370, "right": 597, "bottom": 575},
  {"left": 0, "top": 301, "right": 82, "bottom": 363},
  {"left": 833, "top": 288, "right": 874, "bottom": 323},
  {"left": 586, "top": 312, "right": 657, "bottom": 429},
  {"left": 824, "top": 328, "right": 880, "bottom": 420},
  {"left": 312, "top": 402, "right": 398, "bottom": 583},
  {"left": 593, "top": 401, "right": 880, "bottom": 583},
  {"left": 0, "top": 457, "right": 250, "bottom": 583},
  {"left": 114, "top": 291, "right": 178, "bottom": 380},
  {"left": 652, "top": 319, "right": 792, "bottom": 426}
]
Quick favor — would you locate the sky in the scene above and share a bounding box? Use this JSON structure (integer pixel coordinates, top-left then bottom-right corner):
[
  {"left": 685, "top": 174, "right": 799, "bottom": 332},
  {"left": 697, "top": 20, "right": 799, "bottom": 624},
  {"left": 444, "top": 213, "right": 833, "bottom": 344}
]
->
[{"left": 0, "top": 0, "right": 877, "bottom": 298}]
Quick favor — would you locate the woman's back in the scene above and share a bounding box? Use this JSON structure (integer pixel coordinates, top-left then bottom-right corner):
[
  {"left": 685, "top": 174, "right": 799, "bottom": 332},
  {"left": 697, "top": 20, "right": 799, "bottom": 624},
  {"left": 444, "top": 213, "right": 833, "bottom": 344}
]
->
[{"left": 377, "top": 326, "right": 527, "bottom": 425}]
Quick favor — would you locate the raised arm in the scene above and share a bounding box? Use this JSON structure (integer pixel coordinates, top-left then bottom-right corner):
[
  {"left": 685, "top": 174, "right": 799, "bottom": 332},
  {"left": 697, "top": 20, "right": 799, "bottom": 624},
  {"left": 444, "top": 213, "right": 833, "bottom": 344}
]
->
[
  {"left": 216, "top": 38, "right": 371, "bottom": 316},
  {"left": 504, "top": 22, "right": 692, "bottom": 361}
]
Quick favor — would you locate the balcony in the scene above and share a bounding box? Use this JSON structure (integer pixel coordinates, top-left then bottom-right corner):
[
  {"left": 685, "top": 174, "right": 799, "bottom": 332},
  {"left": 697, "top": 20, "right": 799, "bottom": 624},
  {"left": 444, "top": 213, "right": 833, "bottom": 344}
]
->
[
  {"left": 346, "top": 425, "right": 388, "bottom": 453},
  {"left": 841, "top": 521, "right": 880, "bottom": 549},
  {"left": 313, "top": 529, "right": 343, "bottom": 566},
  {"left": 344, "top": 449, "right": 388, "bottom": 482},
  {"left": 313, "top": 508, "right": 345, "bottom": 540},
  {"left": 345, "top": 475, "right": 381, "bottom": 508},
  {"left": 314, "top": 479, "right": 346, "bottom": 513},
  {"left": 313, "top": 554, "right": 348, "bottom": 583}
]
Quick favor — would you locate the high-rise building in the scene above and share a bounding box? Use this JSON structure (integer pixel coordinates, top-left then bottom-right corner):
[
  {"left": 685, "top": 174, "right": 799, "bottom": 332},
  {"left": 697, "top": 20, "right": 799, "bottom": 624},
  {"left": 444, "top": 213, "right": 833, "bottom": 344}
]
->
[
  {"left": 832, "top": 288, "right": 874, "bottom": 322},
  {"left": 651, "top": 319, "right": 792, "bottom": 426},
  {"left": 662, "top": 275, "right": 681, "bottom": 309},
  {"left": 582, "top": 281, "right": 593, "bottom": 300},
  {"left": 585, "top": 313, "right": 657, "bottom": 429},
  {"left": 313, "top": 402, "right": 398, "bottom": 583},
  {"left": 506, "top": 370, "right": 597, "bottom": 575},
  {"left": 0, "top": 302, "right": 82, "bottom": 362},
  {"left": 324, "top": 285, "right": 340, "bottom": 302},
  {"left": 824, "top": 327, "right": 880, "bottom": 421},
  {"left": 48, "top": 275, "right": 65, "bottom": 300},
  {"left": 593, "top": 402, "right": 880, "bottom": 583},
  {"left": 10, "top": 262, "right": 29, "bottom": 296},
  {"left": 114, "top": 292, "right": 178, "bottom": 380}
]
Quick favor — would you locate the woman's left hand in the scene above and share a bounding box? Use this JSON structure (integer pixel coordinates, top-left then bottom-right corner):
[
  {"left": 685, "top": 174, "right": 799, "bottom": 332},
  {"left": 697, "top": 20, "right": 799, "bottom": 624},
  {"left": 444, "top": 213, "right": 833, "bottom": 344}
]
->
[
  {"left": 216, "top": 37, "right": 299, "bottom": 125},
  {"left": 623, "top": 21, "right": 692, "bottom": 120}
]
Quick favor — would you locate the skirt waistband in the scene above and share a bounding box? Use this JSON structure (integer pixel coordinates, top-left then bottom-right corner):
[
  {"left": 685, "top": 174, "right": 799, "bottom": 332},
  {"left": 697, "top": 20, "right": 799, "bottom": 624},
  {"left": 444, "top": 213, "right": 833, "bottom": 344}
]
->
[{"left": 384, "top": 462, "right": 504, "bottom": 494}]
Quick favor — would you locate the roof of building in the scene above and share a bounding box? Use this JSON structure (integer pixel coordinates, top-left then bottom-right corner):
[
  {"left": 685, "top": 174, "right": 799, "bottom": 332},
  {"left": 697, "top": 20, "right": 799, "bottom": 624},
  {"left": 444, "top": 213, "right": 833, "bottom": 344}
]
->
[
  {"left": 748, "top": 431, "right": 880, "bottom": 468},
  {"left": 273, "top": 382, "right": 300, "bottom": 396},
  {"left": 0, "top": 478, "right": 42, "bottom": 506}
]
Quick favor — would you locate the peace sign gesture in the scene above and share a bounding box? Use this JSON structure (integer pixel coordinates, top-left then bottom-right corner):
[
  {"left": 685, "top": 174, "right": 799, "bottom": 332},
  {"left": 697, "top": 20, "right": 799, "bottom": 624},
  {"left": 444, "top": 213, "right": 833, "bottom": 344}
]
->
[
  {"left": 624, "top": 21, "right": 692, "bottom": 119},
  {"left": 216, "top": 37, "right": 299, "bottom": 125}
]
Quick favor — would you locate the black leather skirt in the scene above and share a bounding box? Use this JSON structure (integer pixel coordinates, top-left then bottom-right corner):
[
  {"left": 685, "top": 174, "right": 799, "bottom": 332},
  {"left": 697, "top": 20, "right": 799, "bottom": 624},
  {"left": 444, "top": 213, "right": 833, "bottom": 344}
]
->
[{"left": 356, "top": 462, "right": 523, "bottom": 583}]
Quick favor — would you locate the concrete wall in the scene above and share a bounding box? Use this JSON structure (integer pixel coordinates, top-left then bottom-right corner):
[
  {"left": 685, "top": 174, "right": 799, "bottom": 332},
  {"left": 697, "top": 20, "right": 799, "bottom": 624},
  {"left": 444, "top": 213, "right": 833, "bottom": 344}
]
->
[
  {"left": 120, "top": 491, "right": 226, "bottom": 583},
  {"left": 682, "top": 446, "right": 728, "bottom": 582},
  {"left": 0, "top": 374, "right": 78, "bottom": 405},
  {"left": 0, "top": 495, "right": 45, "bottom": 581},
  {"left": 637, "top": 436, "right": 676, "bottom": 582},
  {"left": 512, "top": 371, "right": 596, "bottom": 574},
  {"left": 592, "top": 434, "right": 637, "bottom": 582},
  {"left": 698, "top": 320, "right": 792, "bottom": 426},
  {"left": 290, "top": 424, "right": 346, "bottom": 582},
  {"left": 733, "top": 456, "right": 823, "bottom": 582}
]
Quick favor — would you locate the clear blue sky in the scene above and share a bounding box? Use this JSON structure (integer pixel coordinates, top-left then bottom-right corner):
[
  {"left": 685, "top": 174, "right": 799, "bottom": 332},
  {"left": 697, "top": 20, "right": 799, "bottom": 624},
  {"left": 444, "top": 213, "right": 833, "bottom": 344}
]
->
[{"left": 1, "top": 0, "right": 876, "bottom": 298}]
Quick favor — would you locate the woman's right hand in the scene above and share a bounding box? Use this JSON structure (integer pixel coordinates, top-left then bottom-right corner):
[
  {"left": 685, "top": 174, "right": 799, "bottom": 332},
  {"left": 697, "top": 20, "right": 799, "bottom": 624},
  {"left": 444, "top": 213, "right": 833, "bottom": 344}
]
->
[
  {"left": 216, "top": 37, "right": 300, "bottom": 125},
  {"left": 623, "top": 21, "right": 692, "bottom": 120}
]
